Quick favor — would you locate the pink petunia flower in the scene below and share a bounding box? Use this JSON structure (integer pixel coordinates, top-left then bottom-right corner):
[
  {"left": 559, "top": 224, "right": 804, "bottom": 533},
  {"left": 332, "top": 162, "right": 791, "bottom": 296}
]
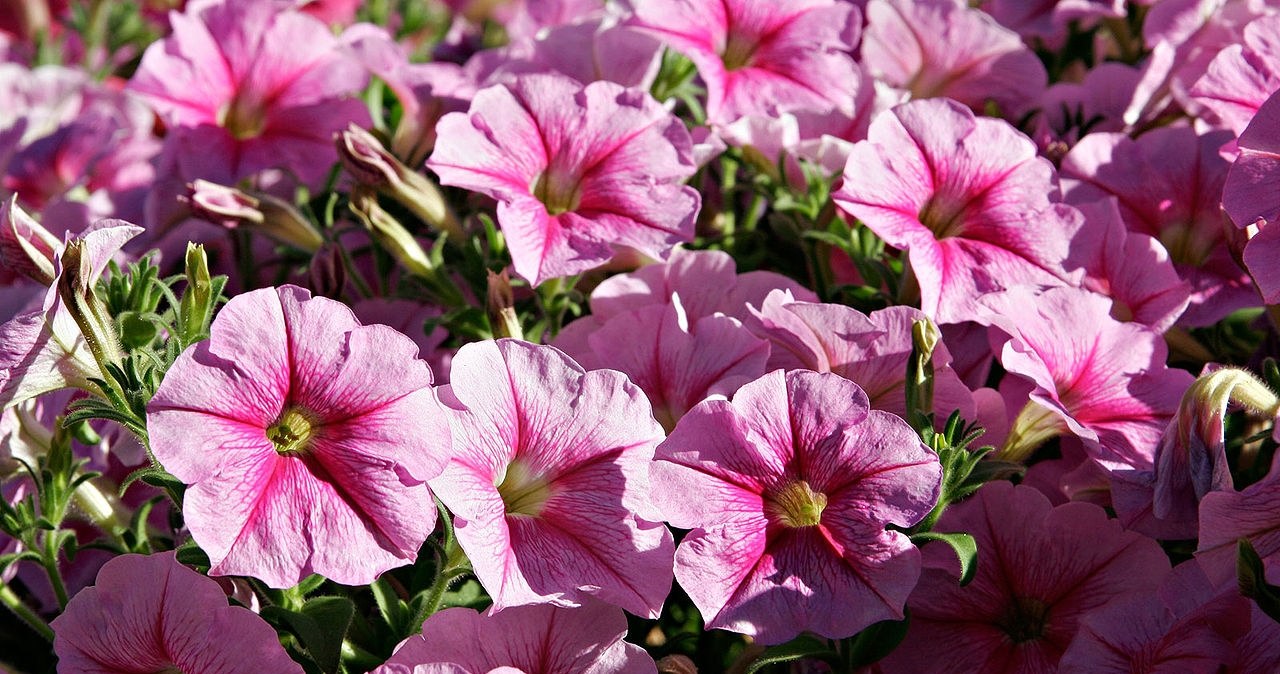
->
[
  {"left": 428, "top": 73, "right": 699, "bottom": 286},
  {"left": 833, "top": 98, "right": 1080, "bottom": 324},
  {"left": 652, "top": 369, "right": 942, "bottom": 644},
  {"left": 884, "top": 481, "right": 1171, "bottom": 673},
  {"left": 1224, "top": 90, "right": 1280, "bottom": 303},
  {"left": 747, "top": 291, "right": 975, "bottom": 422},
  {"left": 428, "top": 339, "right": 674, "bottom": 617},
  {"left": 1196, "top": 452, "right": 1280, "bottom": 584},
  {"left": 146, "top": 285, "right": 451, "bottom": 588},
  {"left": 1189, "top": 13, "right": 1280, "bottom": 136},
  {"left": 372, "top": 601, "right": 656, "bottom": 674},
  {"left": 625, "top": 0, "right": 861, "bottom": 125},
  {"left": 861, "top": 0, "right": 1047, "bottom": 116},
  {"left": 553, "top": 294, "right": 770, "bottom": 433},
  {"left": 979, "top": 285, "right": 1194, "bottom": 472},
  {"left": 51, "top": 551, "right": 303, "bottom": 673},
  {"left": 1060, "top": 126, "right": 1254, "bottom": 326},
  {"left": 128, "top": 0, "right": 370, "bottom": 190},
  {"left": 978, "top": 0, "right": 1125, "bottom": 45}
]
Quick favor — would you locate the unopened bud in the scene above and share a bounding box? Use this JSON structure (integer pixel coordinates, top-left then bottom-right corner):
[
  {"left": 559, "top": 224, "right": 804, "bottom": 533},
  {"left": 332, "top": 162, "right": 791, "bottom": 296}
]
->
[
  {"left": 178, "top": 243, "right": 215, "bottom": 345},
  {"left": 187, "top": 180, "right": 324, "bottom": 253},
  {"left": 309, "top": 243, "right": 347, "bottom": 299},
  {"left": 0, "top": 197, "right": 60, "bottom": 286},
  {"left": 904, "top": 317, "right": 941, "bottom": 427},
  {"left": 486, "top": 269, "right": 523, "bottom": 340},
  {"left": 57, "top": 239, "right": 125, "bottom": 375},
  {"left": 337, "top": 125, "right": 464, "bottom": 242},
  {"left": 350, "top": 188, "right": 435, "bottom": 278}
]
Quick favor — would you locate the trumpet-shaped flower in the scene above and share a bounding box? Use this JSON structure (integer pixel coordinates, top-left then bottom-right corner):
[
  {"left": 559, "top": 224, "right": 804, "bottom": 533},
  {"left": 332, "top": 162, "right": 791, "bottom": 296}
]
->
[
  {"left": 979, "top": 286, "right": 1194, "bottom": 471},
  {"left": 429, "top": 339, "right": 673, "bottom": 617},
  {"left": 862, "top": 0, "right": 1047, "bottom": 115},
  {"left": 146, "top": 285, "right": 450, "bottom": 588},
  {"left": 1061, "top": 126, "right": 1253, "bottom": 326},
  {"left": 653, "top": 369, "right": 942, "bottom": 644},
  {"left": 428, "top": 74, "right": 699, "bottom": 285},
  {"left": 372, "top": 602, "right": 655, "bottom": 674},
  {"left": 625, "top": 0, "right": 862, "bottom": 125},
  {"left": 1189, "top": 14, "right": 1280, "bottom": 135},
  {"left": 51, "top": 552, "right": 303, "bottom": 674},
  {"left": 1224, "top": 91, "right": 1280, "bottom": 303},
  {"left": 128, "top": 0, "right": 370, "bottom": 189},
  {"left": 884, "top": 482, "right": 1171, "bottom": 673},
  {"left": 833, "top": 98, "right": 1079, "bottom": 323}
]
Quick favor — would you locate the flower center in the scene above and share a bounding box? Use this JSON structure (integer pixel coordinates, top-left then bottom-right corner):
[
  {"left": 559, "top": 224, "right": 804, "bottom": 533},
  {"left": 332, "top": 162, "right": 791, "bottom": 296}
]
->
[
  {"left": 918, "top": 193, "right": 969, "bottom": 239},
  {"left": 1158, "top": 220, "right": 1215, "bottom": 267},
  {"left": 999, "top": 401, "right": 1067, "bottom": 463},
  {"left": 218, "top": 93, "right": 267, "bottom": 141},
  {"left": 721, "top": 33, "right": 759, "bottom": 71},
  {"left": 532, "top": 166, "right": 582, "bottom": 216},
  {"left": 266, "top": 408, "right": 315, "bottom": 457},
  {"left": 765, "top": 480, "right": 827, "bottom": 528},
  {"left": 496, "top": 460, "right": 552, "bottom": 517},
  {"left": 997, "top": 595, "right": 1050, "bottom": 643}
]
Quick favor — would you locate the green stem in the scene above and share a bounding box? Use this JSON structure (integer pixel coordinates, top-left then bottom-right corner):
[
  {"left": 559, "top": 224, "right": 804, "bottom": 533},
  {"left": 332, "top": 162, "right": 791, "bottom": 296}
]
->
[
  {"left": 0, "top": 584, "right": 53, "bottom": 642},
  {"left": 411, "top": 538, "right": 471, "bottom": 631},
  {"left": 42, "top": 535, "right": 69, "bottom": 609}
]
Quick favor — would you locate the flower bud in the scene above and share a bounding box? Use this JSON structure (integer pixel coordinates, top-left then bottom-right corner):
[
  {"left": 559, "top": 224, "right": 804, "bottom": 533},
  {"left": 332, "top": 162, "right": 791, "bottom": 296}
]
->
[
  {"left": 308, "top": 242, "right": 347, "bottom": 299},
  {"left": 486, "top": 269, "right": 523, "bottom": 340},
  {"left": 57, "top": 239, "right": 125, "bottom": 374},
  {"left": 350, "top": 188, "right": 435, "bottom": 278},
  {"left": 0, "top": 197, "right": 60, "bottom": 286},
  {"left": 178, "top": 243, "right": 215, "bottom": 345},
  {"left": 186, "top": 180, "right": 324, "bottom": 253},
  {"left": 337, "top": 124, "right": 464, "bottom": 242}
]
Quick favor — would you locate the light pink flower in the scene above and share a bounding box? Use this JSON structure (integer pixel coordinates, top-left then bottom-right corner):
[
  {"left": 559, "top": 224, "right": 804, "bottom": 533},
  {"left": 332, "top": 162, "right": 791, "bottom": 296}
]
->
[
  {"left": 1027, "top": 62, "right": 1141, "bottom": 158},
  {"left": 861, "top": 0, "right": 1047, "bottom": 116},
  {"left": 1224, "top": 90, "right": 1280, "bottom": 303},
  {"left": 1065, "top": 197, "right": 1191, "bottom": 333},
  {"left": 128, "top": 0, "right": 370, "bottom": 189},
  {"left": 979, "top": 286, "right": 1194, "bottom": 472},
  {"left": 885, "top": 481, "right": 1171, "bottom": 673},
  {"left": 1060, "top": 126, "right": 1255, "bottom": 326},
  {"left": 625, "top": 0, "right": 861, "bottom": 124},
  {"left": 553, "top": 295, "right": 770, "bottom": 432},
  {"left": 428, "top": 74, "right": 699, "bottom": 285},
  {"left": 372, "top": 602, "right": 655, "bottom": 674},
  {"left": 747, "top": 292, "right": 975, "bottom": 421},
  {"left": 833, "top": 98, "right": 1080, "bottom": 323},
  {"left": 1196, "top": 453, "right": 1280, "bottom": 584},
  {"left": 146, "top": 285, "right": 450, "bottom": 588},
  {"left": 51, "top": 552, "right": 302, "bottom": 674},
  {"left": 653, "top": 369, "right": 942, "bottom": 644},
  {"left": 1190, "top": 13, "right": 1280, "bottom": 135},
  {"left": 429, "top": 339, "right": 673, "bottom": 617}
]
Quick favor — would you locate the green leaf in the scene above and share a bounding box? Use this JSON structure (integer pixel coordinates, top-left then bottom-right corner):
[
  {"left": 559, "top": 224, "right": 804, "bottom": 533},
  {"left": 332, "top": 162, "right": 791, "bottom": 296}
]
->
[
  {"left": 744, "top": 635, "right": 838, "bottom": 674},
  {"left": 371, "top": 578, "right": 410, "bottom": 634},
  {"left": 845, "top": 615, "right": 911, "bottom": 667},
  {"left": 1238, "top": 538, "right": 1280, "bottom": 624},
  {"left": 174, "top": 542, "right": 210, "bottom": 570},
  {"left": 299, "top": 596, "right": 355, "bottom": 674},
  {"left": 911, "top": 531, "right": 978, "bottom": 586}
]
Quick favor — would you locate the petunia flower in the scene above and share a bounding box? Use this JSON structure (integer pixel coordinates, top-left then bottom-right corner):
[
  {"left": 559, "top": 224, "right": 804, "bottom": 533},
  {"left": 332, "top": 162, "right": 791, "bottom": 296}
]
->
[
  {"left": 624, "top": 0, "right": 861, "bottom": 125},
  {"left": 372, "top": 601, "right": 656, "bottom": 674},
  {"left": 652, "top": 369, "right": 942, "bottom": 644},
  {"left": 747, "top": 291, "right": 975, "bottom": 422},
  {"left": 979, "top": 285, "right": 1194, "bottom": 472},
  {"left": 884, "top": 481, "right": 1171, "bottom": 673},
  {"left": 51, "top": 551, "right": 303, "bottom": 674},
  {"left": 428, "top": 73, "right": 699, "bottom": 286},
  {"left": 128, "top": 0, "right": 370, "bottom": 190},
  {"left": 146, "top": 285, "right": 451, "bottom": 588},
  {"left": 1189, "top": 13, "right": 1280, "bottom": 136},
  {"left": 1060, "top": 125, "right": 1253, "bottom": 326},
  {"left": 1224, "top": 90, "right": 1280, "bottom": 303},
  {"left": 978, "top": 0, "right": 1125, "bottom": 45},
  {"left": 833, "top": 98, "right": 1080, "bottom": 323},
  {"left": 428, "top": 339, "right": 674, "bottom": 617},
  {"left": 861, "top": 0, "right": 1047, "bottom": 116}
]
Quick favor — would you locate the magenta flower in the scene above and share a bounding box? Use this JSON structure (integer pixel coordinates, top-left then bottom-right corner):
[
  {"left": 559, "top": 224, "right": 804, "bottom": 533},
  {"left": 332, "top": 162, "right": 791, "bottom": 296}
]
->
[
  {"left": 978, "top": 0, "right": 1125, "bottom": 44},
  {"left": 51, "top": 552, "right": 302, "bottom": 674},
  {"left": 428, "top": 74, "right": 699, "bottom": 285},
  {"left": 1189, "top": 14, "right": 1280, "bottom": 135},
  {"left": 748, "top": 292, "right": 975, "bottom": 422},
  {"left": 1224, "top": 91, "right": 1280, "bottom": 303},
  {"left": 1060, "top": 126, "right": 1253, "bottom": 326},
  {"left": 553, "top": 295, "right": 770, "bottom": 432},
  {"left": 625, "top": 0, "right": 862, "bottom": 124},
  {"left": 128, "top": 0, "right": 370, "bottom": 189},
  {"left": 146, "top": 285, "right": 450, "bottom": 588},
  {"left": 372, "top": 602, "right": 655, "bottom": 674},
  {"left": 884, "top": 481, "right": 1171, "bottom": 673},
  {"left": 428, "top": 339, "right": 673, "bottom": 617},
  {"left": 653, "top": 369, "right": 942, "bottom": 644},
  {"left": 833, "top": 98, "right": 1079, "bottom": 323},
  {"left": 861, "top": 0, "right": 1047, "bottom": 115},
  {"left": 980, "top": 286, "right": 1194, "bottom": 472},
  {"left": 1196, "top": 453, "right": 1280, "bottom": 584}
]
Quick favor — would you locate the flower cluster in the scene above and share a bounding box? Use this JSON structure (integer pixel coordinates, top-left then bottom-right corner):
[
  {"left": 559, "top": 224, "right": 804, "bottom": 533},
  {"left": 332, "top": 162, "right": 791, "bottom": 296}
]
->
[{"left": 3, "top": 1, "right": 1280, "bottom": 672}]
